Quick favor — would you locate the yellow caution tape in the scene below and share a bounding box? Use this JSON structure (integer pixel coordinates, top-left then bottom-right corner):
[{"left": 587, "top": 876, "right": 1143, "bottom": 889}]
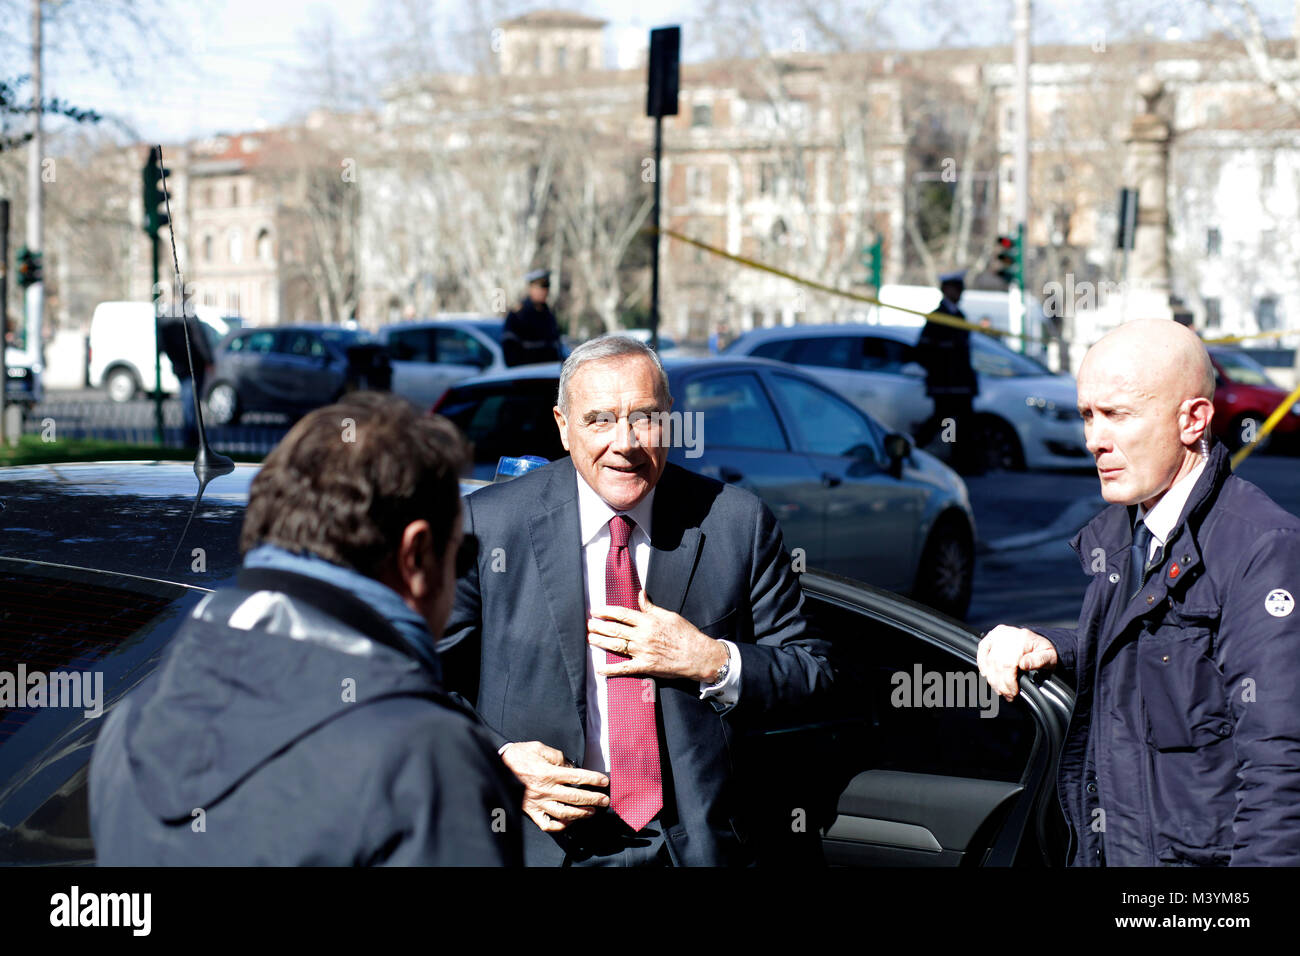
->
[
  {"left": 1230, "top": 382, "right": 1300, "bottom": 469},
  {"left": 651, "top": 226, "right": 1300, "bottom": 351},
  {"left": 651, "top": 226, "right": 1046, "bottom": 342}
]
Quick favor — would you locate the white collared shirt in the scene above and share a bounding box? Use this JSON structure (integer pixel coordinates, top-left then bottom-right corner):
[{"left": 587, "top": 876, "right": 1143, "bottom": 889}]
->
[
  {"left": 575, "top": 471, "right": 742, "bottom": 773},
  {"left": 1136, "top": 458, "right": 1207, "bottom": 561}
]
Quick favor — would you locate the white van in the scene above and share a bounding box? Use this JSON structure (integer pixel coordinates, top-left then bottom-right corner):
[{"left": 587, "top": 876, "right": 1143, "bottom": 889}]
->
[{"left": 88, "top": 302, "right": 241, "bottom": 402}]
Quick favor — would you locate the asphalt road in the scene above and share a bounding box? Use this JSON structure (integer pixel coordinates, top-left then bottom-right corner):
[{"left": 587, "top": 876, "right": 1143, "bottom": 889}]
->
[{"left": 966, "top": 454, "right": 1300, "bottom": 632}]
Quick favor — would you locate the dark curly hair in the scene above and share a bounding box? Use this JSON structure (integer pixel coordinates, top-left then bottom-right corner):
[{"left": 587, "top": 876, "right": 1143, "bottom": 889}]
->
[{"left": 240, "top": 391, "right": 468, "bottom": 579}]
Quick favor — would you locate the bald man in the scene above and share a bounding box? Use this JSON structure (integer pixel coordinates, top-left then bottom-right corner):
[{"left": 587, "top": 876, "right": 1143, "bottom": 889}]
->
[{"left": 978, "top": 318, "right": 1300, "bottom": 866}]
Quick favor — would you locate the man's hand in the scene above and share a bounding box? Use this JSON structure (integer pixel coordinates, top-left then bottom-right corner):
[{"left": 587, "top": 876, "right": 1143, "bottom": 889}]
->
[
  {"left": 499, "top": 741, "right": 609, "bottom": 833},
  {"left": 977, "top": 625, "right": 1059, "bottom": 701},
  {"left": 587, "top": 589, "right": 728, "bottom": 683}
]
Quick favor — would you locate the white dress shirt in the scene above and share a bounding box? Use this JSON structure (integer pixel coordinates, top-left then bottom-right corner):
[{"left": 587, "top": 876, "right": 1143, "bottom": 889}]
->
[
  {"left": 1136, "top": 458, "right": 1207, "bottom": 561},
  {"left": 575, "top": 472, "right": 742, "bottom": 773}
]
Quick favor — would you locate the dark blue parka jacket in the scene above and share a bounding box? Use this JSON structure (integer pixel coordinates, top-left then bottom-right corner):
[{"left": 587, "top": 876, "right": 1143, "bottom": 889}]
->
[
  {"left": 1037, "top": 442, "right": 1300, "bottom": 866},
  {"left": 90, "top": 568, "right": 523, "bottom": 866}
]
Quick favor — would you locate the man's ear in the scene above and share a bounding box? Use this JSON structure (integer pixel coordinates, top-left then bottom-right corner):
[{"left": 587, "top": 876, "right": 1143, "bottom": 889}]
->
[
  {"left": 553, "top": 406, "right": 571, "bottom": 452},
  {"left": 1181, "top": 396, "right": 1214, "bottom": 446},
  {"left": 398, "top": 519, "right": 435, "bottom": 599}
]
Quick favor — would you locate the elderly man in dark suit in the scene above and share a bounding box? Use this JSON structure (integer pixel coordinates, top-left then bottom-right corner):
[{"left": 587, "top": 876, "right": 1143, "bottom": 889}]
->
[{"left": 440, "top": 335, "right": 833, "bottom": 866}]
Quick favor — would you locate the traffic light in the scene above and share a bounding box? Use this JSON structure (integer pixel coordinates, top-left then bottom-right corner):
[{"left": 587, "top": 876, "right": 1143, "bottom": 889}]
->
[
  {"left": 141, "top": 145, "right": 170, "bottom": 238},
  {"left": 994, "top": 229, "right": 1022, "bottom": 286},
  {"left": 15, "top": 246, "right": 42, "bottom": 287},
  {"left": 862, "top": 236, "right": 883, "bottom": 288}
]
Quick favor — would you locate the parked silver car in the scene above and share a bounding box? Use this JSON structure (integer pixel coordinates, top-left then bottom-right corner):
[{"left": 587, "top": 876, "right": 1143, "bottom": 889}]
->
[
  {"left": 379, "top": 316, "right": 508, "bottom": 409},
  {"left": 726, "top": 323, "right": 1089, "bottom": 471}
]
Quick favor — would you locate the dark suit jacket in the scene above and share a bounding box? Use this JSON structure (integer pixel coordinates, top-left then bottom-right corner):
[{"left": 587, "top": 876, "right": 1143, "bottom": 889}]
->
[
  {"left": 918, "top": 301, "right": 978, "bottom": 399},
  {"left": 439, "top": 458, "right": 833, "bottom": 865}
]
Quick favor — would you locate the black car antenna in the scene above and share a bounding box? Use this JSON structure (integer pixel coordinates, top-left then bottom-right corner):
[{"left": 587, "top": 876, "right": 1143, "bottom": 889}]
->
[
  {"left": 158, "top": 144, "right": 235, "bottom": 489},
  {"left": 157, "top": 145, "right": 234, "bottom": 572}
]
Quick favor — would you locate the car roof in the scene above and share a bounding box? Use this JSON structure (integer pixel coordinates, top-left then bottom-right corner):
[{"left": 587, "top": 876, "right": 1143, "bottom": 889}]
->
[
  {"left": 447, "top": 354, "right": 795, "bottom": 388},
  {"left": 730, "top": 323, "right": 921, "bottom": 346},
  {"left": 0, "top": 461, "right": 487, "bottom": 585}
]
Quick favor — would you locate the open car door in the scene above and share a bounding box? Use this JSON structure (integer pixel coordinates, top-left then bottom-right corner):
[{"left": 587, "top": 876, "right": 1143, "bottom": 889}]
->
[{"left": 734, "top": 571, "right": 1075, "bottom": 867}]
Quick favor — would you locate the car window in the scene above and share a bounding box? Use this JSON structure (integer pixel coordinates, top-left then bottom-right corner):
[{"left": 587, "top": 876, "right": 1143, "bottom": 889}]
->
[
  {"left": 767, "top": 373, "right": 879, "bottom": 458},
  {"left": 970, "top": 334, "right": 1052, "bottom": 378},
  {"left": 749, "top": 339, "right": 798, "bottom": 362},
  {"left": 233, "top": 330, "right": 275, "bottom": 355},
  {"left": 681, "top": 372, "right": 788, "bottom": 452},
  {"left": 438, "top": 380, "right": 567, "bottom": 465},
  {"left": 804, "top": 596, "right": 1034, "bottom": 782},
  {"left": 861, "top": 336, "right": 911, "bottom": 373},
  {"left": 790, "top": 336, "right": 857, "bottom": 370},
  {"left": 436, "top": 329, "right": 492, "bottom": 368},
  {"left": 1211, "top": 350, "right": 1273, "bottom": 387},
  {"left": 284, "top": 331, "right": 326, "bottom": 358},
  {"left": 388, "top": 329, "right": 433, "bottom": 362}
]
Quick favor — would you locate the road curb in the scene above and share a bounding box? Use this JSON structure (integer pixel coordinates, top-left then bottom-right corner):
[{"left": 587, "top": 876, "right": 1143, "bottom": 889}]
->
[{"left": 978, "top": 495, "right": 1105, "bottom": 554}]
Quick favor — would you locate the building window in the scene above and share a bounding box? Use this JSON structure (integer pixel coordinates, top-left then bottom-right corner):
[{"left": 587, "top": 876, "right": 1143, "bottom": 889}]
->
[
  {"left": 693, "top": 103, "right": 713, "bottom": 128},
  {"left": 1261, "top": 156, "right": 1276, "bottom": 191},
  {"left": 532, "top": 44, "right": 541, "bottom": 72},
  {"left": 203, "top": 186, "right": 214, "bottom": 206},
  {"left": 228, "top": 288, "right": 241, "bottom": 314},
  {"left": 759, "top": 161, "right": 776, "bottom": 195},
  {"left": 579, "top": 47, "right": 590, "bottom": 70},
  {"left": 256, "top": 228, "right": 273, "bottom": 262},
  {"left": 228, "top": 229, "right": 242, "bottom": 265},
  {"left": 1049, "top": 108, "right": 1067, "bottom": 139},
  {"left": 555, "top": 45, "right": 567, "bottom": 70},
  {"left": 230, "top": 183, "right": 239, "bottom": 206},
  {"left": 1257, "top": 296, "right": 1279, "bottom": 331},
  {"left": 1206, "top": 228, "right": 1221, "bottom": 256},
  {"left": 1204, "top": 297, "right": 1221, "bottom": 329},
  {"left": 687, "top": 166, "right": 711, "bottom": 199},
  {"left": 202, "top": 234, "right": 214, "bottom": 263}
]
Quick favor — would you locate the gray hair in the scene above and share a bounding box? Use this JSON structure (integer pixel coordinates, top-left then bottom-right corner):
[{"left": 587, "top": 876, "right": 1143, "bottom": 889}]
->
[{"left": 557, "top": 335, "right": 671, "bottom": 416}]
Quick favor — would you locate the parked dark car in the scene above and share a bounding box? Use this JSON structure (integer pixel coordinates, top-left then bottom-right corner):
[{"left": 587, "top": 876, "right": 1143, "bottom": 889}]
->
[
  {"left": 433, "top": 357, "right": 978, "bottom": 618},
  {"left": 203, "top": 325, "right": 385, "bottom": 425},
  {"left": 0, "top": 460, "right": 1070, "bottom": 866},
  {"left": 1208, "top": 346, "right": 1300, "bottom": 451}
]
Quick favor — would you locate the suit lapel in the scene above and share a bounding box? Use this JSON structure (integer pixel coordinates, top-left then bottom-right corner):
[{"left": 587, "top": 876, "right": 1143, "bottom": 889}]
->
[
  {"left": 527, "top": 460, "right": 589, "bottom": 717},
  {"left": 645, "top": 467, "right": 703, "bottom": 616}
]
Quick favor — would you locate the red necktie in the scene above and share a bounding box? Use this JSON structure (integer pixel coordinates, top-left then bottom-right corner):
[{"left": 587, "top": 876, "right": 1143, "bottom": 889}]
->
[{"left": 604, "top": 514, "right": 663, "bottom": 831}]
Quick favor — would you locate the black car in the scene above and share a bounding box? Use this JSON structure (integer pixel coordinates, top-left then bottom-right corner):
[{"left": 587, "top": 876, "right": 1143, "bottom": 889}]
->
[
  {"left": 204, "top": 325, "right": 387, "bottom": 425},
  {"left": 0, "top": 460, "right": 1071, "bottom": 866}
]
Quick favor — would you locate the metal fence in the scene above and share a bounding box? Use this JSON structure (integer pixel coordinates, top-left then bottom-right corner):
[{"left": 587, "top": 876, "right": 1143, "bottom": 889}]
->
[{"left": 24, "top": 397, "right": 288, "bottom": 457}]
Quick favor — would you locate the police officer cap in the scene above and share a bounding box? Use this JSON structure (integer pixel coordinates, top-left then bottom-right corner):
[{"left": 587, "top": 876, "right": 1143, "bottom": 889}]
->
[
  {"left": 525, "top": 268, "right": 550, "bottom": 285},
  {"left": 938, "top": 270, "right": 966, "bottom": 285}
]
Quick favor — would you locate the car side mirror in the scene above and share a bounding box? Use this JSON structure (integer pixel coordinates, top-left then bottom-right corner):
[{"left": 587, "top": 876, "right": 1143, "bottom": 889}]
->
[{"left": 884, "top": 432, "right": 911, "bottom": 475}]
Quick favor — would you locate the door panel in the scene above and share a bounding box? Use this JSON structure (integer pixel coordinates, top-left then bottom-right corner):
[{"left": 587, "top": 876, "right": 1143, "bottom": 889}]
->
[
  {"left": 763, "top": 372, "right": 923, "bottom": 589},
  {"left": 734, "top": 575, "right": 1072, "bottom": 868}
]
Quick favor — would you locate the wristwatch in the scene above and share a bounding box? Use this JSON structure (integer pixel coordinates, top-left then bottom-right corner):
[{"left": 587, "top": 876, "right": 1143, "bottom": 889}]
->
[{"left": 710, "top": 641, "right": 732, "bottom": 686}]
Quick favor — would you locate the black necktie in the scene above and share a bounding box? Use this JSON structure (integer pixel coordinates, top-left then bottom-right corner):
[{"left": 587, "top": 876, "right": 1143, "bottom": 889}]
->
[{"left": 1129, "top": 521, "right": 1154, "bottom": 601}]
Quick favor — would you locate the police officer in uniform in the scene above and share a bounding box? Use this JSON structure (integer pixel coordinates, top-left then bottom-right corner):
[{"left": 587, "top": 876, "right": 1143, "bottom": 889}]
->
[
  {"left": 978, "top": 318, "right": 1300, "bottom": 866},
  {"left": 503, "top": 268, "right": 563, "bottom": 367},
  {"left": 913, "top": 270, "right": 981, "bottom": 474}
]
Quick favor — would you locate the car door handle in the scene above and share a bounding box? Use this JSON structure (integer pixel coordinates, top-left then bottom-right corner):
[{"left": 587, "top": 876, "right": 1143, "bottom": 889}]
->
[
  {"left": 822, "top": 472, "right": 842, "bottom": 488},
  {"left": 719, "top": 467, "right": 744, "bottom": 483}
]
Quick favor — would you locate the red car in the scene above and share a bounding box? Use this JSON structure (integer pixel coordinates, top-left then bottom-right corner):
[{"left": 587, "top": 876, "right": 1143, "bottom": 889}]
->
[{"left": 1209, "top": 347, "right": 1300, "bottom": 450}]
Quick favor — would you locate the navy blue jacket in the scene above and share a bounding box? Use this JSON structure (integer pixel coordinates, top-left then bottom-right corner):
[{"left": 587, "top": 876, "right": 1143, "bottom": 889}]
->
[
  {"left": 90, "top": 568, "right": 523, "bottom": 866},
  {"left": 440, "top": 459, "right": 833, "bottom": 866},
  {"left": 1038, "top": 442, "right": 1300, "bottom": 866}
]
